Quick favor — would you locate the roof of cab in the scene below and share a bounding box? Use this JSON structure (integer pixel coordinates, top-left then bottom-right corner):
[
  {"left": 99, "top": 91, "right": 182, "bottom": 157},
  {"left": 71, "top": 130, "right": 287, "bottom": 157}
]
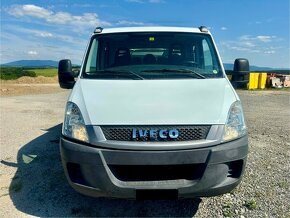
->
[{"left": 93, "top": 26, "right": 210, "bottom": 35}]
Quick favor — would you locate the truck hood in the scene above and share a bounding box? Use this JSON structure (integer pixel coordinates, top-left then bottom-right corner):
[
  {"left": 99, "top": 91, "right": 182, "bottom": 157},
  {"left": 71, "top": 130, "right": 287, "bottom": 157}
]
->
[{"left": 70, "top": 78, "right": 237, "bottom": 125}]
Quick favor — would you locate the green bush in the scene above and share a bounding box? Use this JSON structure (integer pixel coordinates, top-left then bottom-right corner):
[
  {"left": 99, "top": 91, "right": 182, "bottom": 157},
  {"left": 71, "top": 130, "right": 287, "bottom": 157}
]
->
[
  {"left": 0, "top": 67, "right": 36, "bottom": 80},
  {"left": 22, "top": 70, "right": 36, "bottom": 77}
]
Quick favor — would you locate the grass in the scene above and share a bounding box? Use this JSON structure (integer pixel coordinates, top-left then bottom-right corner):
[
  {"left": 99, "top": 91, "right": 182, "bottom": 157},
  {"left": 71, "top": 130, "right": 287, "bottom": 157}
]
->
[
  {"left": 254, "top": 191, "right": 263, "bottom": 198},
  {"left": 0, "top": 67, "right": 57, "bottom": 80},
  {"left": 222, "top": 209, "right": 234, "bottom": 217},
  {"left": 0, "top": 67, "right": 36, "bottom": 80},
  {"left": 28, "top": 68, "right": 58, "bottom": 77},
  {"left": 278, "top": 181, "right": 287, "bottom": 189},
  {"left": 29, "top": 67, "right": 79, "bottom": 77},
  {"left": 245, "top": 199, "right": 257, "bottom": 210},
  {"left": 222, "top": 201, "right": 235, "bottom": 217},
  {"left": 223, "top": 201, "right": 233, "bottom": 209}
]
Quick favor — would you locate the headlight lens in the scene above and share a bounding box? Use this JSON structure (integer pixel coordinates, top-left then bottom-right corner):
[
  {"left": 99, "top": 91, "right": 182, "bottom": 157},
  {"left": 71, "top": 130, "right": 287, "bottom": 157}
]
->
[
  {"left": 223, "top": 101, "right": 247, "bottom": 142},
  {"left": 63, "top": 102, "right": 89, "bottom": 142}
]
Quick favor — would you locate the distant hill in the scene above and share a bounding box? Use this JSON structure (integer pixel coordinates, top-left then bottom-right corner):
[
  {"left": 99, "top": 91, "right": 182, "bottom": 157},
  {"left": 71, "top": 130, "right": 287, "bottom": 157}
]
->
[
  {"left": 223, "top": 63, "right": 289, "bottom": 71},
  {"left": 1, "top": 60, "right": 59, "bottom": 67},
  {"left": 1, "top": 60, "right": 288, "bottom": 72}
]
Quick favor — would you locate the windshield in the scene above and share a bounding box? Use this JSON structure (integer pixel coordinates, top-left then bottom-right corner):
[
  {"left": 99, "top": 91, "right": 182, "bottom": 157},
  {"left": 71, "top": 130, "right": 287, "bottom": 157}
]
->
[{"left": 82, "top": 32, "right": 223, "bottom": 80}]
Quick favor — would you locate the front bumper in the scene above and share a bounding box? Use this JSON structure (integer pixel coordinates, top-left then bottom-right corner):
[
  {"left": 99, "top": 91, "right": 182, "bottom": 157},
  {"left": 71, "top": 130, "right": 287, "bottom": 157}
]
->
[{"left": 60, "top": 136, "right": 248, "bottom": 199}]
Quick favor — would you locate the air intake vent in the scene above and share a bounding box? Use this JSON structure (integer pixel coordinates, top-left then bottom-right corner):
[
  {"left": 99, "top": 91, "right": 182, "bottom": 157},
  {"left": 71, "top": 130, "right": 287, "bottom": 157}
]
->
[
  {"left": 108, "top": 164, "right": 206, "bottom": 181},
  {"left": 227, "top": 160, "right": 244, "bottom": 178}
]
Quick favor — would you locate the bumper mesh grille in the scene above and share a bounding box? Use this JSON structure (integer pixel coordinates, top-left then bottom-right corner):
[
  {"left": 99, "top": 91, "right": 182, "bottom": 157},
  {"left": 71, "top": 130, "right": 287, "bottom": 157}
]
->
[
  {"left": 108, "top": 164, "right": 206, "bottom": 181},
  {"left": 101, "top": 125, "right": 211, "bottom": 142}
]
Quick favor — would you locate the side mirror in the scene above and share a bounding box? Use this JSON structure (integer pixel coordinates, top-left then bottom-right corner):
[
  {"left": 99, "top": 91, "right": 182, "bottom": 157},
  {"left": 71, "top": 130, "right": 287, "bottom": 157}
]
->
[
  {"left": 58, "top": 59, "right": 76, "bottom": 89},
  {"left": 232, "top": 58, "right": 250, "bottom": 89},
  {"left": 234, "top": 58, "right": 249, "bottom": 72}
]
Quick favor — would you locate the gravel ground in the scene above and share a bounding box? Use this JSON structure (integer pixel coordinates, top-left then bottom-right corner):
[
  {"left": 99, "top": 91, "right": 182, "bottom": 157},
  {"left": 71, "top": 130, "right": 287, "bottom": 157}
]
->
[{"left": 0, "top": 88, "right": 289, "bottom": 217}]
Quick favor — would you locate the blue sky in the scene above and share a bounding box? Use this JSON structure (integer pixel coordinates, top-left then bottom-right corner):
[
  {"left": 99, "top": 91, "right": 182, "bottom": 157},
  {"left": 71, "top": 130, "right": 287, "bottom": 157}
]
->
[{"left": 0, "top": 0, "right": 289, "bottom": 68}]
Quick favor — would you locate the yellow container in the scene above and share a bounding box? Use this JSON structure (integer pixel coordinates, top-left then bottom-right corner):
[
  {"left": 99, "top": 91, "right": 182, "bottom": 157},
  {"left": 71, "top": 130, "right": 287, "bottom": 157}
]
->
[
  {"left": 258, "top": 73, "right": 267, "bottom": 89},
  {"left": 248, "top": 73, "right": 259, "bottom": 89},
  {"left": 227, "top": 74, "right": 232, "bottom": 81}
]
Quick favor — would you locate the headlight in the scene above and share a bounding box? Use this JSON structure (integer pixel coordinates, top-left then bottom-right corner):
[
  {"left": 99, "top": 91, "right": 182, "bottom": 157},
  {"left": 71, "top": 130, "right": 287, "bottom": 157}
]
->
[
  {"left": 63, "top": 102, "right": 89, "bottom": 142},
  {"left": 223, "top": 101, "right": 247, "bottom": 142}
]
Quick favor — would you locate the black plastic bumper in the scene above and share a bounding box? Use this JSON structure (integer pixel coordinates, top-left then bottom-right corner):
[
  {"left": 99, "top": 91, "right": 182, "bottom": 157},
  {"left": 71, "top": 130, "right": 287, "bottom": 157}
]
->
[{"left": 60, "top": 136, "right": 248, "bottom": 199}]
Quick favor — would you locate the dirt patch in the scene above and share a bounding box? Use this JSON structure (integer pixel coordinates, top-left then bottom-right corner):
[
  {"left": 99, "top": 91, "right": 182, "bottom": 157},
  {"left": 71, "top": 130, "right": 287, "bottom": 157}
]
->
[
  {"left": 1, "top": 76, "right": 58, "bottom": 84},
  {"left": 0, "top": 84, "right": 64, "bottom": 96},
  {"left": 0, "top": 76, "right": 64, "bottom": 96}
]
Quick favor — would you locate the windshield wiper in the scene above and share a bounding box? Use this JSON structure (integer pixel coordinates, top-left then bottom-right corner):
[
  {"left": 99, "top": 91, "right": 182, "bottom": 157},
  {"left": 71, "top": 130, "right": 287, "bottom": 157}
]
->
[
  {"left": 142, "top": 69, "right": 206, "bottom": 79},
  {"left": 94, "top": 70, "right": 145, "bottom": 80}
]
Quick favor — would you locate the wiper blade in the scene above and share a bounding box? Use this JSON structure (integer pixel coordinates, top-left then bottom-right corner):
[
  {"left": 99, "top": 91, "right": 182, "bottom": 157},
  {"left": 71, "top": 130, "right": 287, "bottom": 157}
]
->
[
  {"left": 96, "top": 70, "right": 145, "bottom": 80},
  {"left": 142, "top": 69, "right": 206, "bottom": 79},
  {"left": 177, "top": 69, "right": 206, "bottom": 79}
]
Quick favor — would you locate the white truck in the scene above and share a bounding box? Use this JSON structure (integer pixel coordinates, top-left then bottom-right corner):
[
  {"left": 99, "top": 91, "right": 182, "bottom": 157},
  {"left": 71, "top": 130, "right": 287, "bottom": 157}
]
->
[{"left": 58, "top": 26, "right": 249, "bottom": 199}]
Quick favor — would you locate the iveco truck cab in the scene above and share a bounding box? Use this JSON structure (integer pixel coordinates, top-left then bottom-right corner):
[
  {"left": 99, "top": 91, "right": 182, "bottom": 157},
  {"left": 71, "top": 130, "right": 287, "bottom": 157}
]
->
[{"left": 58, "top": 26, "right": 249, "bottom": 199}]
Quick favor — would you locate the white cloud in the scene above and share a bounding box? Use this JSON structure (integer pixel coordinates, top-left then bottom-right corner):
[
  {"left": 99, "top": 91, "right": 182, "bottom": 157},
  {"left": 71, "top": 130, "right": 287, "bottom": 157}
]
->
[
  {"left": 221, "top": 27, "right": 227, "bottom": 31},
  {"left": 10, "top": 4, "right": 52, "bottom": 18},
  {"left": 3, "top": 25, "right": 86, "bottom": 44},
  {"left": 220, "top": 33, "right": 282, "bottom": 57},
  {"left": 126, "top": 0, "right": 144, "bottom": 3},
  {"left": 37, "top": 32, "right": 53, "bottom": 38},
  {"left": 239, "top": 35, "right": 251, "bottom": 41},
  {"left": 243, "top": 42, "right": 255, "bottom": 47},
  {"left": 222, "top": 44, "right": 260, "bottom": 53},
  {"left": 0, "top": 32, "right": 85, "bottom": 64},
  {"left": 239, "top": 35, "right": 276, "bottom": 43},
  {"left": 256, "top": 35, "right": 273, "bottom": 42},
  {"left": 28, "top": 50, "right": 38, "bottom": 56},
  {"left": 264, "top": 50, "right": 275, "bottom": 54},
  {"left": 149, "top": 0, "right": 164, "bottom": 3},
  {"left": 126, "top": 0, "right": 164, "bottom": 3},
  {"left": 71, "top": 3, "right": 92, "bottom": 8},
  {"left": 116, "top": 20, "right": 146, "bottom": 26},
  {"left": 8, "top": 4, "right": 111, "bottom": 27}
]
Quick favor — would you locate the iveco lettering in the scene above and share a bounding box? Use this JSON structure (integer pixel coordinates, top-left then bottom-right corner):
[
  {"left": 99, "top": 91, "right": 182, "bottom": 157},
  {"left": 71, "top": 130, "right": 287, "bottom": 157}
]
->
[
  {"left": 132, "top": 128, "right": 179, "bottom": 140},
  {"left": 58, "top": 26, "right": 249, "bottom": 199}
]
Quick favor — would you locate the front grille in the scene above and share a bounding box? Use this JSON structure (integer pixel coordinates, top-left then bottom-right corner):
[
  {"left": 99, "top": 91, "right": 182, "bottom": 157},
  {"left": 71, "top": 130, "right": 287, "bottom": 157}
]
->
[{"left": 101, "top": 125, "right": 211, "bottom": 142}]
